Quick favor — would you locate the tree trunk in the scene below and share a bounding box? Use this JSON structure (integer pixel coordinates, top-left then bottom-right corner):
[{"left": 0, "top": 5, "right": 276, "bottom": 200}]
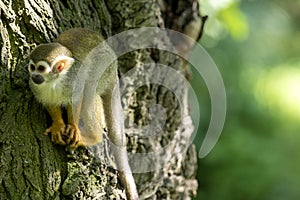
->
[{"left": 0, "top": 0, "right": 206, "bottom": 199}]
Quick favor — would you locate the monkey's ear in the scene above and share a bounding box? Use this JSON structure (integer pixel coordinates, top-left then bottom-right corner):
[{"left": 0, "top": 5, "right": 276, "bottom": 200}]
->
[{"left": 52, "top": 56, "right": 75, "bottom": 73}]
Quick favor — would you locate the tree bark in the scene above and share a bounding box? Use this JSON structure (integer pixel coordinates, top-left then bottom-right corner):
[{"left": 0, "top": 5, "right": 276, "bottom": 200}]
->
[{"left": 0, "top": 0, "right": 206, "bottom": 199}]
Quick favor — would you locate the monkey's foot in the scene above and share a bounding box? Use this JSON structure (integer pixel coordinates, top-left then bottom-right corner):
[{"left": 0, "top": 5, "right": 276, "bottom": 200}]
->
[
  {"left": 65, "top": 123, "right": 82, "bottom": 147},
  {"left": 44, "top": 122, "right": 66, "bottom": 145}
]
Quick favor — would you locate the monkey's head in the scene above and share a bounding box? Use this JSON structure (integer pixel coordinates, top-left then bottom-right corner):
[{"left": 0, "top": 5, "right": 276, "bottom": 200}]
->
[{"left": 28, "top": 43, "right": 74, "bottom": 85}]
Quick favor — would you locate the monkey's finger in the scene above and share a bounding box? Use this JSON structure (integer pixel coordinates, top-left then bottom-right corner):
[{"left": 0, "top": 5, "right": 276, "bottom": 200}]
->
[
  {"left": 52, "top": 132, "right": 66, "bottom": 145},
  {"left": 65, "top": 125, "right": 74, "bottom": 137},
  {"left": 70, "top": 131, "right": 81, "bottom": 148},
  {"left": 66, "top": 127, "right": 75, "bottom": 144},
  {"left": 44, "top": 128, "right": 51, "bottom": 135}
]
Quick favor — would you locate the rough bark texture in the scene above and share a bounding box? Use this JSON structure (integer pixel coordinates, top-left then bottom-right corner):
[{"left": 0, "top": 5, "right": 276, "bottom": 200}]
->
[{"left": 0, "top": 0, "right": 205, "bottom": 199}]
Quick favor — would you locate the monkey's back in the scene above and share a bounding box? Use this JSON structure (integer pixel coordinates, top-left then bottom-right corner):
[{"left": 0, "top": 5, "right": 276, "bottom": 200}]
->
[
  {"left": 56, "top": 28, "right": 118, "bottom": 97},
  {"left": 55, "top": 28, "right": 105, "bottom": 61}
]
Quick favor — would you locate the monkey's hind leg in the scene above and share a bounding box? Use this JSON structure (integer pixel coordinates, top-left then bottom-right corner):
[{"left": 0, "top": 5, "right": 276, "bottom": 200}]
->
[{"left": 65, "top": 95, "right": 103, "bottom": 147}]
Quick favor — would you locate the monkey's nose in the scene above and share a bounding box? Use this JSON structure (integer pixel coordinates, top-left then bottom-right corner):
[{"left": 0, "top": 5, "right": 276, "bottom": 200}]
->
[{"left": 31, "top": 74, "right": 44, "bottom": 84}]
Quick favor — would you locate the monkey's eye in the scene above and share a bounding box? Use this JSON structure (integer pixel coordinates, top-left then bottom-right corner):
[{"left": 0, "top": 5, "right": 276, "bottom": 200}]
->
[
  {"left": 37, "top": 65, "right": 46, "bottom": 72},
  {"left": 30, "top": 64, "right": 35, "bottom": 71}
]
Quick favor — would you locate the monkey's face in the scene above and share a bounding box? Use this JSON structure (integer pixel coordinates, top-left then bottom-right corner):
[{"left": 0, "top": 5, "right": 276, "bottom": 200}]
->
[
  {"left": 28, "top": 55, "right": 74, "bottom": 85},
  {"left": 28, "top": 43, "right": 74, "bottom": 85},
  {"left": 28, "top": 60, "right": 51, "bottom": 84}
]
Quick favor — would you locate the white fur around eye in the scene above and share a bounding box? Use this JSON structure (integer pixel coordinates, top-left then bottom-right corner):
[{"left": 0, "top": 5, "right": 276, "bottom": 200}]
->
[
  {"left": 28, "top": 60, "right": 36, "bottom": 72},
  {"left": 36, "top": 61, "right": 51, "bottom": 73}
]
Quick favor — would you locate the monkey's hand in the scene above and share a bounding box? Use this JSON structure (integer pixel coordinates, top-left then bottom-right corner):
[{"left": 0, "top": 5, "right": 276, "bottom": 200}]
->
[
  {"left": 65, "top": 123, "right": 82, "bottom": 147},
  {"left": 44, "top": 122, "right": 66, "bottom": 146}
]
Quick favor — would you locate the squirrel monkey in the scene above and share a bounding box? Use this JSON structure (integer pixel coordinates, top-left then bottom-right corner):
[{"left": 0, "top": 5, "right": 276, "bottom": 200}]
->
[{"left": 28, "top": 28, "right": 139, "bottom": 200}]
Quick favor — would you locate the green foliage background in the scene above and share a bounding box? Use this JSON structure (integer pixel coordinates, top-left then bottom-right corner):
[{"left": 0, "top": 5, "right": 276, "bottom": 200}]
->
[{"left": 193, "top": 0, "right": 300, "bottom": 199}]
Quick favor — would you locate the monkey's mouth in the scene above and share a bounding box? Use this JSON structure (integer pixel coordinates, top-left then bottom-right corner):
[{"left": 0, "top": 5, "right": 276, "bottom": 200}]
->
[{"left": 31, "top": 74, "right": 45, "bottom": 84}]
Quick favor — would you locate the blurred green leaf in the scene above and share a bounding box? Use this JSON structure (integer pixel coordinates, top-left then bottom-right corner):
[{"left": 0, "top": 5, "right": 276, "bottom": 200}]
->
[
  {"left": 194, "top": 1, "right": 300, "bottom": 200},
  {"left": 218, "top": 2, "right": 249, "bottom": 40}
]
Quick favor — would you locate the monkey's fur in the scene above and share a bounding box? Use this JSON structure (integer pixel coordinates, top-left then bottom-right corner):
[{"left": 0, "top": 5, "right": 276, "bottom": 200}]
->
[{"left": 28, "top": 28, "right": 139, "bottom": 200}]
